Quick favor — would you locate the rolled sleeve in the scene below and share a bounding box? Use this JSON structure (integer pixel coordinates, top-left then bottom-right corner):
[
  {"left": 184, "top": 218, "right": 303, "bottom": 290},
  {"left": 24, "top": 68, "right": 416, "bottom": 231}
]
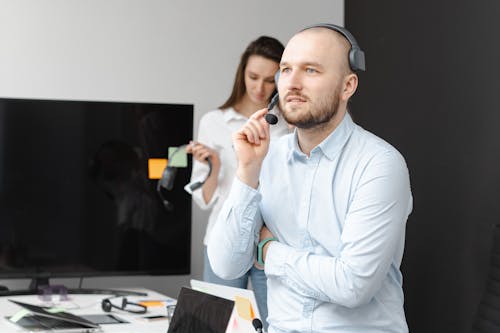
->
[
  {"left": 185, "top": 180, "right": 219, "bottom": 210},
  {"left": 184, "top": 159, "right": 220, "bottom": 209},
  {"left": 207, "top": 177, "right": 264, "bottom": 279},
  {"left": 264, "top": 240, "right": 287, "bottom": 277}
]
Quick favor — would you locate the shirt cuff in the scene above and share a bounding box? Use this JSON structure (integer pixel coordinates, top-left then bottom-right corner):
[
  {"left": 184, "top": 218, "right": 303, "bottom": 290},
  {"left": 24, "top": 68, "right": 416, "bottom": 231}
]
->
[
  {"left": 230, "top": 176, "right": 261, "bottom": 202},
  {"left": 184, "top": 181, "right": 219, "bottom": 209},
  {"left": 264, "top": 241, "right": 289, "bottom": 277},
  {"left": 225, "top": 177, "right": 262, "bottom": 253}
]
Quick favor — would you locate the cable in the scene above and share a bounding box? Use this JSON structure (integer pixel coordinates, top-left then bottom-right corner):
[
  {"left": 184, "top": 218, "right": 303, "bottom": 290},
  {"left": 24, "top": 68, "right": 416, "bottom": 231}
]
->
[{"left": 186, "top": 157, "right": 212, "bottom": 192}]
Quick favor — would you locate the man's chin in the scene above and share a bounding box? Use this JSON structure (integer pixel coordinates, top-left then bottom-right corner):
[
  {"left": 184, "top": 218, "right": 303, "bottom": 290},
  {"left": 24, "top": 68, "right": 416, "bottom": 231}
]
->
[
  {"left": 283, "top": 108, "right": 305, "bottom": 123},
  {"left": 283, "top": 113, "right": 330, "bottom": 130}
]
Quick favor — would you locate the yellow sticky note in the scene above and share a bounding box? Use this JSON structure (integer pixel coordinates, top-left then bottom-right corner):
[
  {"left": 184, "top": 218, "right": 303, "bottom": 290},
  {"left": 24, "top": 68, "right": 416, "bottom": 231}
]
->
[
  {"left": 148, "top": 158, "right": 167, "bottom": 179},
  {"left": 138, "top": 300, "right": 164, "bottom": 307},
  {"left": 234, "top": 296, "right": 254, "bottom": 321}
]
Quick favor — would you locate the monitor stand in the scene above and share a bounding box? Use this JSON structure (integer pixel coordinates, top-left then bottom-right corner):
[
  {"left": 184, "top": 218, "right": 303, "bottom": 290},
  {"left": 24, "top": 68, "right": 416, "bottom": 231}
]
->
[{"left": 0, "top": 276, "right": 147, "bottom": 297}]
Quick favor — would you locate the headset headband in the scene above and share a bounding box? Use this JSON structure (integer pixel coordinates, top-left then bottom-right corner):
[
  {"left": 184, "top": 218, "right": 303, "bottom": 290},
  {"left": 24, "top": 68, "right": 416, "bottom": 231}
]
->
[{"left": 302, "top": 23, "right": 366, "bottom": 72}]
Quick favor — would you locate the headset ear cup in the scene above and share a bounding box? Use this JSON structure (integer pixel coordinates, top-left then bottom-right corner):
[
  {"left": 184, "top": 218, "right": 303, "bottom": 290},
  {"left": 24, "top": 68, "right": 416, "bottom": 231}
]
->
[
  {"left": 349, "top": 48, "right": 366, "bottom": 72},
  {"left": 101, "top": 299, "right": 112, "bottom": 312}
]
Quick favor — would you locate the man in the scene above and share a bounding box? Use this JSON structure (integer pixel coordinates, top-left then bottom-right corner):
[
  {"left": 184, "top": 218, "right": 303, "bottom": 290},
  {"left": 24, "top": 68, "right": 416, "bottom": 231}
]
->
[{"left": 208, "top": 24, "right": 412, "bottom": 333}]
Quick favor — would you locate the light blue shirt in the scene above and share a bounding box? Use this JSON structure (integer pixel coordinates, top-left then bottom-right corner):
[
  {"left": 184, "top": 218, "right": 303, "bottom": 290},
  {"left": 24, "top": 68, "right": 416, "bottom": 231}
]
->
[{"left": 208, "top": 113, "right": 412, "bottom": 333}]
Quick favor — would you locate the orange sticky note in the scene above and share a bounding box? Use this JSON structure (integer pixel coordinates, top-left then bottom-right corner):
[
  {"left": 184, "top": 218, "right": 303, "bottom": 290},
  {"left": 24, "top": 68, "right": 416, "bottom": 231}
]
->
[
  {"left": 234, "top": 296, "right": 254, "bottom": 321},
  {"left": 138, "top": 300, "right": 165, "bottom": 307},
  {"left": 148, "top": 159, "right": 167, "bottom": 179}
]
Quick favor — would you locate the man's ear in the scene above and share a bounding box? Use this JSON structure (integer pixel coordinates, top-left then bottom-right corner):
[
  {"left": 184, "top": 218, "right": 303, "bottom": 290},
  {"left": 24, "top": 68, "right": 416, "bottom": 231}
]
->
[{"left": 341, "top": 73, "right": 358, "bottom": 102}]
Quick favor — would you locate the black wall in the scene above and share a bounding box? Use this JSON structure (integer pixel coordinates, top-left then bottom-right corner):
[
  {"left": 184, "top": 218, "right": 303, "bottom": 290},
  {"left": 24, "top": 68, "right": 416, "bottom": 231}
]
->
[{"left": 346, "top": 1, "right": 500, "bottom": 332}]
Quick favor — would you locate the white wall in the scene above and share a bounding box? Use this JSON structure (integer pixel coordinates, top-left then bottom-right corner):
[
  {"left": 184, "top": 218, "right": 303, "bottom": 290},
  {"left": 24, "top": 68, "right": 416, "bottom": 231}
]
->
[{"left": 0, "top": 0, "right": 343, "bottom": 297}]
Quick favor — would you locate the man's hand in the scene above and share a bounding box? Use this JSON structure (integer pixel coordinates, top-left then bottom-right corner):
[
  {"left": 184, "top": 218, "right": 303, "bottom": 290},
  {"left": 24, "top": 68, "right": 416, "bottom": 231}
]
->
[{"left": 233, "top": 108, "right": 270, "bottom": 188}]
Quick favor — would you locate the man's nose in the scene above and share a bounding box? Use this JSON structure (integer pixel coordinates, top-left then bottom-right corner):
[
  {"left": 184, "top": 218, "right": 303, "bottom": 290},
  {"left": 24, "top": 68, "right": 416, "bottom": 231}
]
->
[{"left": 283, "top": 70, "right": 303, "bottom": 91}]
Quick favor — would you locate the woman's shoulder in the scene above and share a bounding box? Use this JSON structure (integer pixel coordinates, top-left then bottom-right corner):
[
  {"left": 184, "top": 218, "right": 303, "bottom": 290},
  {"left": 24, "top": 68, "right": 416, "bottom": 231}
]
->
[
  {"left": 201, "top": 108, "right": 225, "bottom": 119},
  {"left": 199, "top": 108, "right": 226, "bottom": 125}
]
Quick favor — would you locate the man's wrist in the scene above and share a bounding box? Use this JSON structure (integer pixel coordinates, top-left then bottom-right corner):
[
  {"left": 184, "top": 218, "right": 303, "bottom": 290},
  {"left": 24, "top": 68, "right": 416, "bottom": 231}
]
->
[
  {"left": 236, "top": 166, "right": 261, "bottom": 189},
  {"left": 257, "top": 237, "right": 277, "bottom": 266}
]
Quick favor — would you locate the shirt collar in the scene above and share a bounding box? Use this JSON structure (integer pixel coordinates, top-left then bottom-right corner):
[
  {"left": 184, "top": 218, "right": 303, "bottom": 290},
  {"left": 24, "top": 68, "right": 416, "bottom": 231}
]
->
[
  {"left": 223, "top": 107, "right": 248, "bottom": 122},
  {"left": 287, "top": 112, "right": 355, "bottom": 161}
]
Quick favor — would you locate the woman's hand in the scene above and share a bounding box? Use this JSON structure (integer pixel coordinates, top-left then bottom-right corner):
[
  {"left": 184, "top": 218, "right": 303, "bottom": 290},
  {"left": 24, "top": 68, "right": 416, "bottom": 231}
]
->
[
  {"left": 186, "top": 141, "right": 222, "bottom": 204},
  {"left": 186, "top": 141, "right": 221, "bottom": 171}
]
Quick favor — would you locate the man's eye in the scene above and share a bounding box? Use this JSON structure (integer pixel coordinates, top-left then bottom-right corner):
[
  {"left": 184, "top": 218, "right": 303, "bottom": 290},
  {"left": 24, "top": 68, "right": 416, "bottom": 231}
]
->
[
  {"left": 281, "top": 68, "right": 291, "bottom": 73},
  {"left": 306, "top": 68, "right": 317, "bottom": 74}
]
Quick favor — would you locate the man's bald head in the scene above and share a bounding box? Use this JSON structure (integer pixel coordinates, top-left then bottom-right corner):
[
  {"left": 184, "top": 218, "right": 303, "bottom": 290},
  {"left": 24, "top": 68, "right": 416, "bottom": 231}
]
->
[{"left": 294, "top": 27, "right": 352, "bottom": 75}]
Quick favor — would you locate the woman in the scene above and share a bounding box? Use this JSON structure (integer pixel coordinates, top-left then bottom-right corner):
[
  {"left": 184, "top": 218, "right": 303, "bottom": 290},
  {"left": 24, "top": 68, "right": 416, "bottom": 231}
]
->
[{"left": 185, "top": 36, "right": 289, "bottom": 328}]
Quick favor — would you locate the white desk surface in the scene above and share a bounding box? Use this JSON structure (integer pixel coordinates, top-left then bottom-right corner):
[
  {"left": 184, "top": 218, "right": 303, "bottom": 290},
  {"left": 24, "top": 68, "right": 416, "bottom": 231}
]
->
[{"left": 0, "top": 288, "right": 176, "bottom": 333}]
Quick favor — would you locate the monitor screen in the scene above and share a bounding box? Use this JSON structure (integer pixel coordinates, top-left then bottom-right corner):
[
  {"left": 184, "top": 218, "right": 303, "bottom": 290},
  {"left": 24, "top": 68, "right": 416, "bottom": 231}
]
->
[{"left": 0, "top": 98, "right": 193, "bottom": 280}]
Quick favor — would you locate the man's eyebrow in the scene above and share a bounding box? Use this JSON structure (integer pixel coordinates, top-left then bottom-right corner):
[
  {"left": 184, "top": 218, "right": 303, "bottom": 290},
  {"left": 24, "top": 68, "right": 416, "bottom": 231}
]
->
[
  {"left": 280, "top": 61, "right": 324, "bottom": 69},
  {"left": 303, "top": 61, "right": 324, "bottom": 69}
]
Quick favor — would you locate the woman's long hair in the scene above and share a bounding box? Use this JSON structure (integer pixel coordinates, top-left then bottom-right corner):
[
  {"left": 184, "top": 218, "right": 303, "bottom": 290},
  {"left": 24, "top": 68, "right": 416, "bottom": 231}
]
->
[{"left": 219, "top": 36, "right": 284, "bottom": 110}]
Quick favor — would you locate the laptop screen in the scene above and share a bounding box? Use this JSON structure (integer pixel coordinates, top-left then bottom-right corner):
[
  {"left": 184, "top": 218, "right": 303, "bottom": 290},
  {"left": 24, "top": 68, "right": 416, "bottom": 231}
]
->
[
  {"left": 7, "top": 299, "right": 101, "bottom": 333},
  {"left": 190, "top": 279, "right": 261, "bottom": 320},
  {"left": 8, "top": 300, "right": 99, "bottom": 328},
  {"left": 167, "top": 287, "right": 234, "bottom": 333}
]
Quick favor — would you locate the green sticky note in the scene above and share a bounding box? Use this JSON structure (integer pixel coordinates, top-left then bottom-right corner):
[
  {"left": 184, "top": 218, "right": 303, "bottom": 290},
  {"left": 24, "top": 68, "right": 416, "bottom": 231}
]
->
[
  {"left": 47, "top": 307, "right": 65, "bottom": 313},
  {"left": 10, "top": 309, "right": 30, "bottom": 323},
  {"left": 168, "top": 146, "right": 188, "bottom": 168}
]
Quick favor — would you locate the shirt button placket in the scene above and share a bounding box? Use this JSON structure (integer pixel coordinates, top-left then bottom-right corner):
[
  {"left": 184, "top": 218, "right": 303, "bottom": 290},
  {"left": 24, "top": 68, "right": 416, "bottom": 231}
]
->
[{"left": 299, "top": 156, "right": 314, "bottom": 248}]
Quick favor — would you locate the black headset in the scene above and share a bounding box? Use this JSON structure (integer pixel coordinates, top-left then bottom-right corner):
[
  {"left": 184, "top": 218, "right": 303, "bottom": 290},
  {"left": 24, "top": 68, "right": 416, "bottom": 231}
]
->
[
  {"left": 157, "top": 145, "right": 186, "bottom": 211},
  {"left": 101, "top": 296, "right": 147, "bottom": 314},
  {"left": 185, "top": 157, "right": 212, "bottom": 192},
  {"left": 265, "top": 23, "right": 366, "bottom": 125},
  {"left": 301, "top": 23, "right": 365, "bottom": 72}
]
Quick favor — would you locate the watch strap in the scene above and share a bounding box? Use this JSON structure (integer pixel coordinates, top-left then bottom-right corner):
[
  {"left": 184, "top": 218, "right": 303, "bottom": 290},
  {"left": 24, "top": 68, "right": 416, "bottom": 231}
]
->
[{"left": 257, "top": 237, "right": 277, "bottom": 266}]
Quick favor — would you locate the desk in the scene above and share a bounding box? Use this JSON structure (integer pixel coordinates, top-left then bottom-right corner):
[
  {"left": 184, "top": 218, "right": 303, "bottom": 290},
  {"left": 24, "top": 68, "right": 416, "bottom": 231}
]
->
[{"left": 0, "top": 288, "right": 175, "bottom": 332}]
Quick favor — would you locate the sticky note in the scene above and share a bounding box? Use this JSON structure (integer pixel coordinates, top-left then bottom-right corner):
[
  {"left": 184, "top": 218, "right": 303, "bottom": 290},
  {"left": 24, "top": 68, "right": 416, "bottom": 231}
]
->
[
  {"left": 9, "top": 309, "right": 30, "bottom": 323},
  {"left": 148, "top": 159, "right": 167, "bottom": 179},
  {"left": 47, "top": 307, "right": 65, "bottom": 313},
  {"left": 138, "top": 301, "right": 164, "bottom": 307},
  {"left": 234, "top": 296, "right": 254, "bottom": 321},
  {"left": 168, "top": 146, "right": 188, "bottom": 167}
]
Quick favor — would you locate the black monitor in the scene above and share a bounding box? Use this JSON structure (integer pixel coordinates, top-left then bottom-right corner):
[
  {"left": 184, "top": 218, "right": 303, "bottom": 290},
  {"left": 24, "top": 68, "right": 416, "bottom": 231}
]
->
[{"left": 0, "top": 97, "right": 193, "bottom": 292}]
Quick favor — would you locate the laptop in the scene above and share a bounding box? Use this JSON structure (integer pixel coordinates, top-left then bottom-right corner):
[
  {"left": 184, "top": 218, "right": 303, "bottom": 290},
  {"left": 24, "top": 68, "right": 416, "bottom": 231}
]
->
[
  {"left": 190, "top": 279, "right": 261, "bottom": 319},
  {"left": 7, "top": 299, "right": 101, "bottom": 333},
  {"left": 190, "top": 279, "right": 263, "bottom": 333},
  {"left": 167, "top": 286, "right": 234, "bottom": 333}
]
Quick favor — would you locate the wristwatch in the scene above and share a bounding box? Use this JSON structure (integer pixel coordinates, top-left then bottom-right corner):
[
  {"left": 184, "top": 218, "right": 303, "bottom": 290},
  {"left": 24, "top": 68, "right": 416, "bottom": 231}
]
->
[{"left": 257, "top": 237, "right": 277, "bottom": 266}]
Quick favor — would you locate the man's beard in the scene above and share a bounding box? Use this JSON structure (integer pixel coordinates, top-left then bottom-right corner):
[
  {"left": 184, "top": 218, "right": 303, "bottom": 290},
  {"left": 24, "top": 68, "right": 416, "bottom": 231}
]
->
[{"left": 282, "top": 86, "right": 341, "bottom": 130}]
